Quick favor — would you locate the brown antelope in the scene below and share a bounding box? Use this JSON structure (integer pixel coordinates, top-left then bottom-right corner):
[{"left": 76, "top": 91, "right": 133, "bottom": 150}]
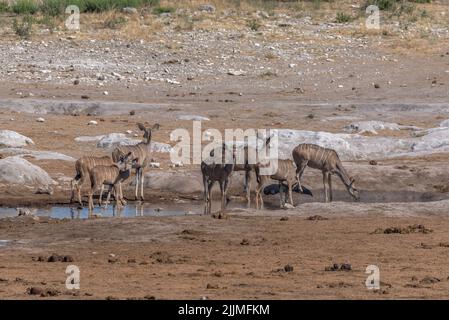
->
[
  {"left": 88, "top": 152, "right": 134, "bottom": 212},
  {"left": 292, "top": 143, "right": 359, "bottom": 202},
  {"left": 201, "top": 143, "right": 236, "bottom": 215},
  {"left": 233, "top": 135, "right": 272, "bottom": 207},
  {"left": 255, "top": 159, "right": 297, "bottom": 209},
  {"left": 70, "top": 155, "right": 113, "bottom": 206},
  {"left": 112, "top": 123, "right": 160, "bottom": 201}
]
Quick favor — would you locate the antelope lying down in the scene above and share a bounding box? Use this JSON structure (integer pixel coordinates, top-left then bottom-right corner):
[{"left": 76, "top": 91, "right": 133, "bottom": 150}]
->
[{"left": 292, "top": 143, "right": 359, "bottom": 202}]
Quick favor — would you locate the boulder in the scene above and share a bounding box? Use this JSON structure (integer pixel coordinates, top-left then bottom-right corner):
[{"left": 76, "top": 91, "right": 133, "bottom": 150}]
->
[
  {"left": 0, "top": 130, "right": 34, "bottom": 148},
  {"left": 0, "top": 156, "right": 55, "bottom": 186}
]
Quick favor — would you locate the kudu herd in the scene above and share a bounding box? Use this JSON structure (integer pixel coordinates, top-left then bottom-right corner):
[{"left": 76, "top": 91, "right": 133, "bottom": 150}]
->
[{"left": 71, "top": 124, "right": 359, "bottom": 215}]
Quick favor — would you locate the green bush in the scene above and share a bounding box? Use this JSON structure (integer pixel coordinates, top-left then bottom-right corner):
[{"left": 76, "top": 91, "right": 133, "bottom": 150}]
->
[
  {"left": 247, "top": 19, "right": 261, "bottom": 31},
  {"left": 12, "top": 0, "right": 39, "bottom": 14},
  {"left": 335, "top": 12, "right": 354, "bottom": 23},
  {"left": 13, "top": 15, "right": 34, "bottom": 38},
  {"left": 0, "top": 1, "right": 9, "bottom": 12},
  {"left": 152, "top": 5, "right": 175, "bottom": 14}
]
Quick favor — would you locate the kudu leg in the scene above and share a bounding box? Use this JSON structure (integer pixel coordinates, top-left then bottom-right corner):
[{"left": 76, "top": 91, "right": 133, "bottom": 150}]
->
[
  {"left": 295, "top": 161, "right": 308, "bottom": 193},
  {"left": 207, "top": 181, "right": 214, "bottom": 214},
  {"left": 288, "top": 181, "right": 294, "bottom": 206},
  {"left": 279, "top": 182, "right": 285, "bottom": 208},
  {"left": 245, "top": 170, "right": 251, "bottom": 208},
  {"left": 99, "top": 185, "right": 104, "bottom": 207},
  {"left": 140, "top": 170, "right": 145, "bottom": 201},
  {"left": 202, "top": 175, "right": 209, "bottom": 215},
  {"left": 328, "top": 174, "right": 333, "bottom": 202},
  {"left": 323, "top": 172, "right": 329, "bottom": 203},
  {"left": 134, "top": 169, "right": 140, "bottom": 201}
]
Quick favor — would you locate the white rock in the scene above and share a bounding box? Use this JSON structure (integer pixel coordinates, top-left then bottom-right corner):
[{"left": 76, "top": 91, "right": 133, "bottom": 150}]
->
[
  {"left": 0, "top": 148, "right": 75, "bottom": 161},
  {"left": 227, "top": 69, "right": 246, "bottom": 76},
  {"left": 88, "top": 120, "right": 98, "bottom": 125},
  {"left": 439, "top": 119, "right": 449, "bottom": 127},
  {"left": 0, "top": 130, "right": 34, "bottom": 148},
  {"left": 75, "top": 135, "right": 105, "bottom": 143},
  {"left": 36, "top": 117, "right": 45, "bottom": 122},
  {"left": 103, "top": 91, "right": 109, "bottom": 96},
  {"left": 176, "top": 115, "right": 210, "bottom": 121},
  {"left": 149, "top": 162, "right": 160, "bottom": 168},
  {"left": 125, "top": 130, "right": 133, "bottom": 134},
  {"left": 0, "top": 156, "right": 55, "bottom": 186},
  {"left": 343, "top": 121, "right": 420, "bottom": 134}
]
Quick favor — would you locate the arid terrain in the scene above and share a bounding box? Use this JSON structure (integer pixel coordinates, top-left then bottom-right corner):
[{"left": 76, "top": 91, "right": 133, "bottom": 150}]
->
[{"left": 0, "top": 0, "right": 449, "bottom": 299}]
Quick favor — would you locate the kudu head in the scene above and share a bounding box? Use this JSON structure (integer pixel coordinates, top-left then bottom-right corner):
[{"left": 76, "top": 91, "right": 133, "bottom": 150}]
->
[
  {"left": 117, "top": 151, "right": 136, "bottom": 171},
  {"left": 137, "top": 123, "right": 160, "bottom": 145},
  {"left": 347, "top": 176, "right": 360, "bottom": 201}
]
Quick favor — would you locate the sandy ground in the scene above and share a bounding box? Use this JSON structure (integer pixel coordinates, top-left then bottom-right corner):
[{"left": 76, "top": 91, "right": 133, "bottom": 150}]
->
[{"left": 1, "top": 1, "right": 449, "bottom": 299}]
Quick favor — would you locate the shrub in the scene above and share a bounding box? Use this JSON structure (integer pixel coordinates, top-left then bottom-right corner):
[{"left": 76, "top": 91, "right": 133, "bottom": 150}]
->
[
  {"left": 247, "top": 19, "right": 261, "bottom": 31},
  {"left": 104, "top": 16, "right": 127, "bottom": 29},
  {"left": 335, "top": 12, "right": 353, "bottom": 23},
  {"left": 0, "top": 1, "right": 9, "bottom": 12},
  {"left": 152, "top": 5, "right": 175, "bottom": 14},
  {"left": 13, "top": 15, "right": 34, "bottom": 38},
  {"left": 12, "top": 0, "right": 38, "bottom": 14}
]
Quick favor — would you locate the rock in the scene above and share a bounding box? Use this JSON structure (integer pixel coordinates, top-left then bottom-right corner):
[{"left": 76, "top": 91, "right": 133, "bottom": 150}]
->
[
  {"left": 0, "top": 157, "right": 55, "bottom": 186},
  {"left": 198, "top": 4, "right": 215, "bottom": 13},
  {"left": 343, "top": 121, "right": 419, "bottom": 135},
  {"left": 36, "top": 117, "right": 45, "bottom": 122},
  {"left": 0, "top": 130, "right": 34, "bottom": 148},
  {"left": 35, "top": 186, "right": 53, "bottom": 195},
  {"left": 0, "top": 148, "right": 75, "bottom": 161},
  {"left": 47, "top": 254, "right": 64, "bottom": 262},
  {"left": 16, "top": 208, "right": 35, "bottom": 216},
  {"left": 88, "top": 120, "right": 98, "bottom": 125},
  {"left": 73, "top": 79, "right": 80, "bottom": 85},
  {"left": 122, "top": 7, "right": 138, "bottom": 14},
  {"left": 103, "top": 91, "right": 109, "bottom": 96},
  {"left": 228, "top": 69, "right": 246, "bottom": 76},
  {"left": 240, "top": 239, "right": 250, "bottom": 245},
  {"left": 374, "top": 83, "right": 380, "bottom": 89},
  {"left": 149, "top": 162, "right": 160, "bottom": 168},
  {"left": 369, "top": 160, "right": 378, "bottom": 165},
  {"left": 284, "top": 264, "right": 294, "bottom": 272},
  {"left": 206, "top": 283, "right": 219, "bottom": 289},
  {"left": 176, "top": 115, "right": 210, "bottom": 121},
  {"left": 28, "top": 287, "right": 43, "bottom": 295}
]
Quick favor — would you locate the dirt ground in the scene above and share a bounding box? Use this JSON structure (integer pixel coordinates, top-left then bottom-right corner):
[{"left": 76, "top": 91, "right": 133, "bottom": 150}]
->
[{"left": 1, "top": 0, "right": 449, "bottom": 299}]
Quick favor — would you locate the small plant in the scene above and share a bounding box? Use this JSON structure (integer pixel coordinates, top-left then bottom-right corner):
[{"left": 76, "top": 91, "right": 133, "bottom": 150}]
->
[
  {"left": 104, "top": 16, "right": 127, "bottom": 29},
  {"left": 36, "top": 15, "right": 57, "bottom": 32},
  {"left": 259, "top": 70, "right": 277, "bottom": 78},
  {"left": 12, "top": 0, "right": 38, "bottom": 14},
  {"left": 13, "top": 15, "right": 34, "bottom": 38},
  {"left": 335, "top": 12, "right": 353, "bottom": 23},
  {"left": 152, "top": 5, "right": 174, "bottom": 15},
  {"left": 0, "top": 1, "right": 9, "bottom": 13},
  {"left": 247, "top": 19, "right": 261, "bottom": 31}
]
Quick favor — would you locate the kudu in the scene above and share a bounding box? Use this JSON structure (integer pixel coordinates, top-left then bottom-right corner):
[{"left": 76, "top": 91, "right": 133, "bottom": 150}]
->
[
  {"left": 112, "top": 123, "right": 160, "bottom": 201},
  {"left": 292, "top": 143, "right": 359, "bottom": 202}
]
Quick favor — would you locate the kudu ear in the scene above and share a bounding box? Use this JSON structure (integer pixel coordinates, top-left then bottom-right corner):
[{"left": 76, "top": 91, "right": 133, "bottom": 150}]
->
[
  {"left": 137, "top": 123, "right": 146, "bottom": 132},
  {"left": 151, "top": 123, "right": 160, "bottom": 131}
]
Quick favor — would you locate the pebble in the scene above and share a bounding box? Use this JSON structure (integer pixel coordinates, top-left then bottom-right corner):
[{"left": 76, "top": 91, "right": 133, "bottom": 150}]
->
[{"left": 36, "top": 117, "right": 45, "bottom": 123}]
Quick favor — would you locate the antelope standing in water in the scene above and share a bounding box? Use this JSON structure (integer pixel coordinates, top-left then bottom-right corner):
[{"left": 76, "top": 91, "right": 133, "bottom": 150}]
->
[
  {"left": 70, "top": 156, "right": 113, "bottom": 206},
  {"left": 233, "top": 135, "right": 272, "bottom": 207},
  {"left": 201, "top": 143, "right": 236, "bottom": 215},
  {"left": 88, "top": 152, "right": 134, "bottom": 212},
  {"left": 255, "top": 159, "right": 297, "bottom": 209},
  {"left": 292, "top": 143, "right": 359, "bottom": 202},
  {"left": 112, "top": 123, "right": 160, "bottom": 201}
]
